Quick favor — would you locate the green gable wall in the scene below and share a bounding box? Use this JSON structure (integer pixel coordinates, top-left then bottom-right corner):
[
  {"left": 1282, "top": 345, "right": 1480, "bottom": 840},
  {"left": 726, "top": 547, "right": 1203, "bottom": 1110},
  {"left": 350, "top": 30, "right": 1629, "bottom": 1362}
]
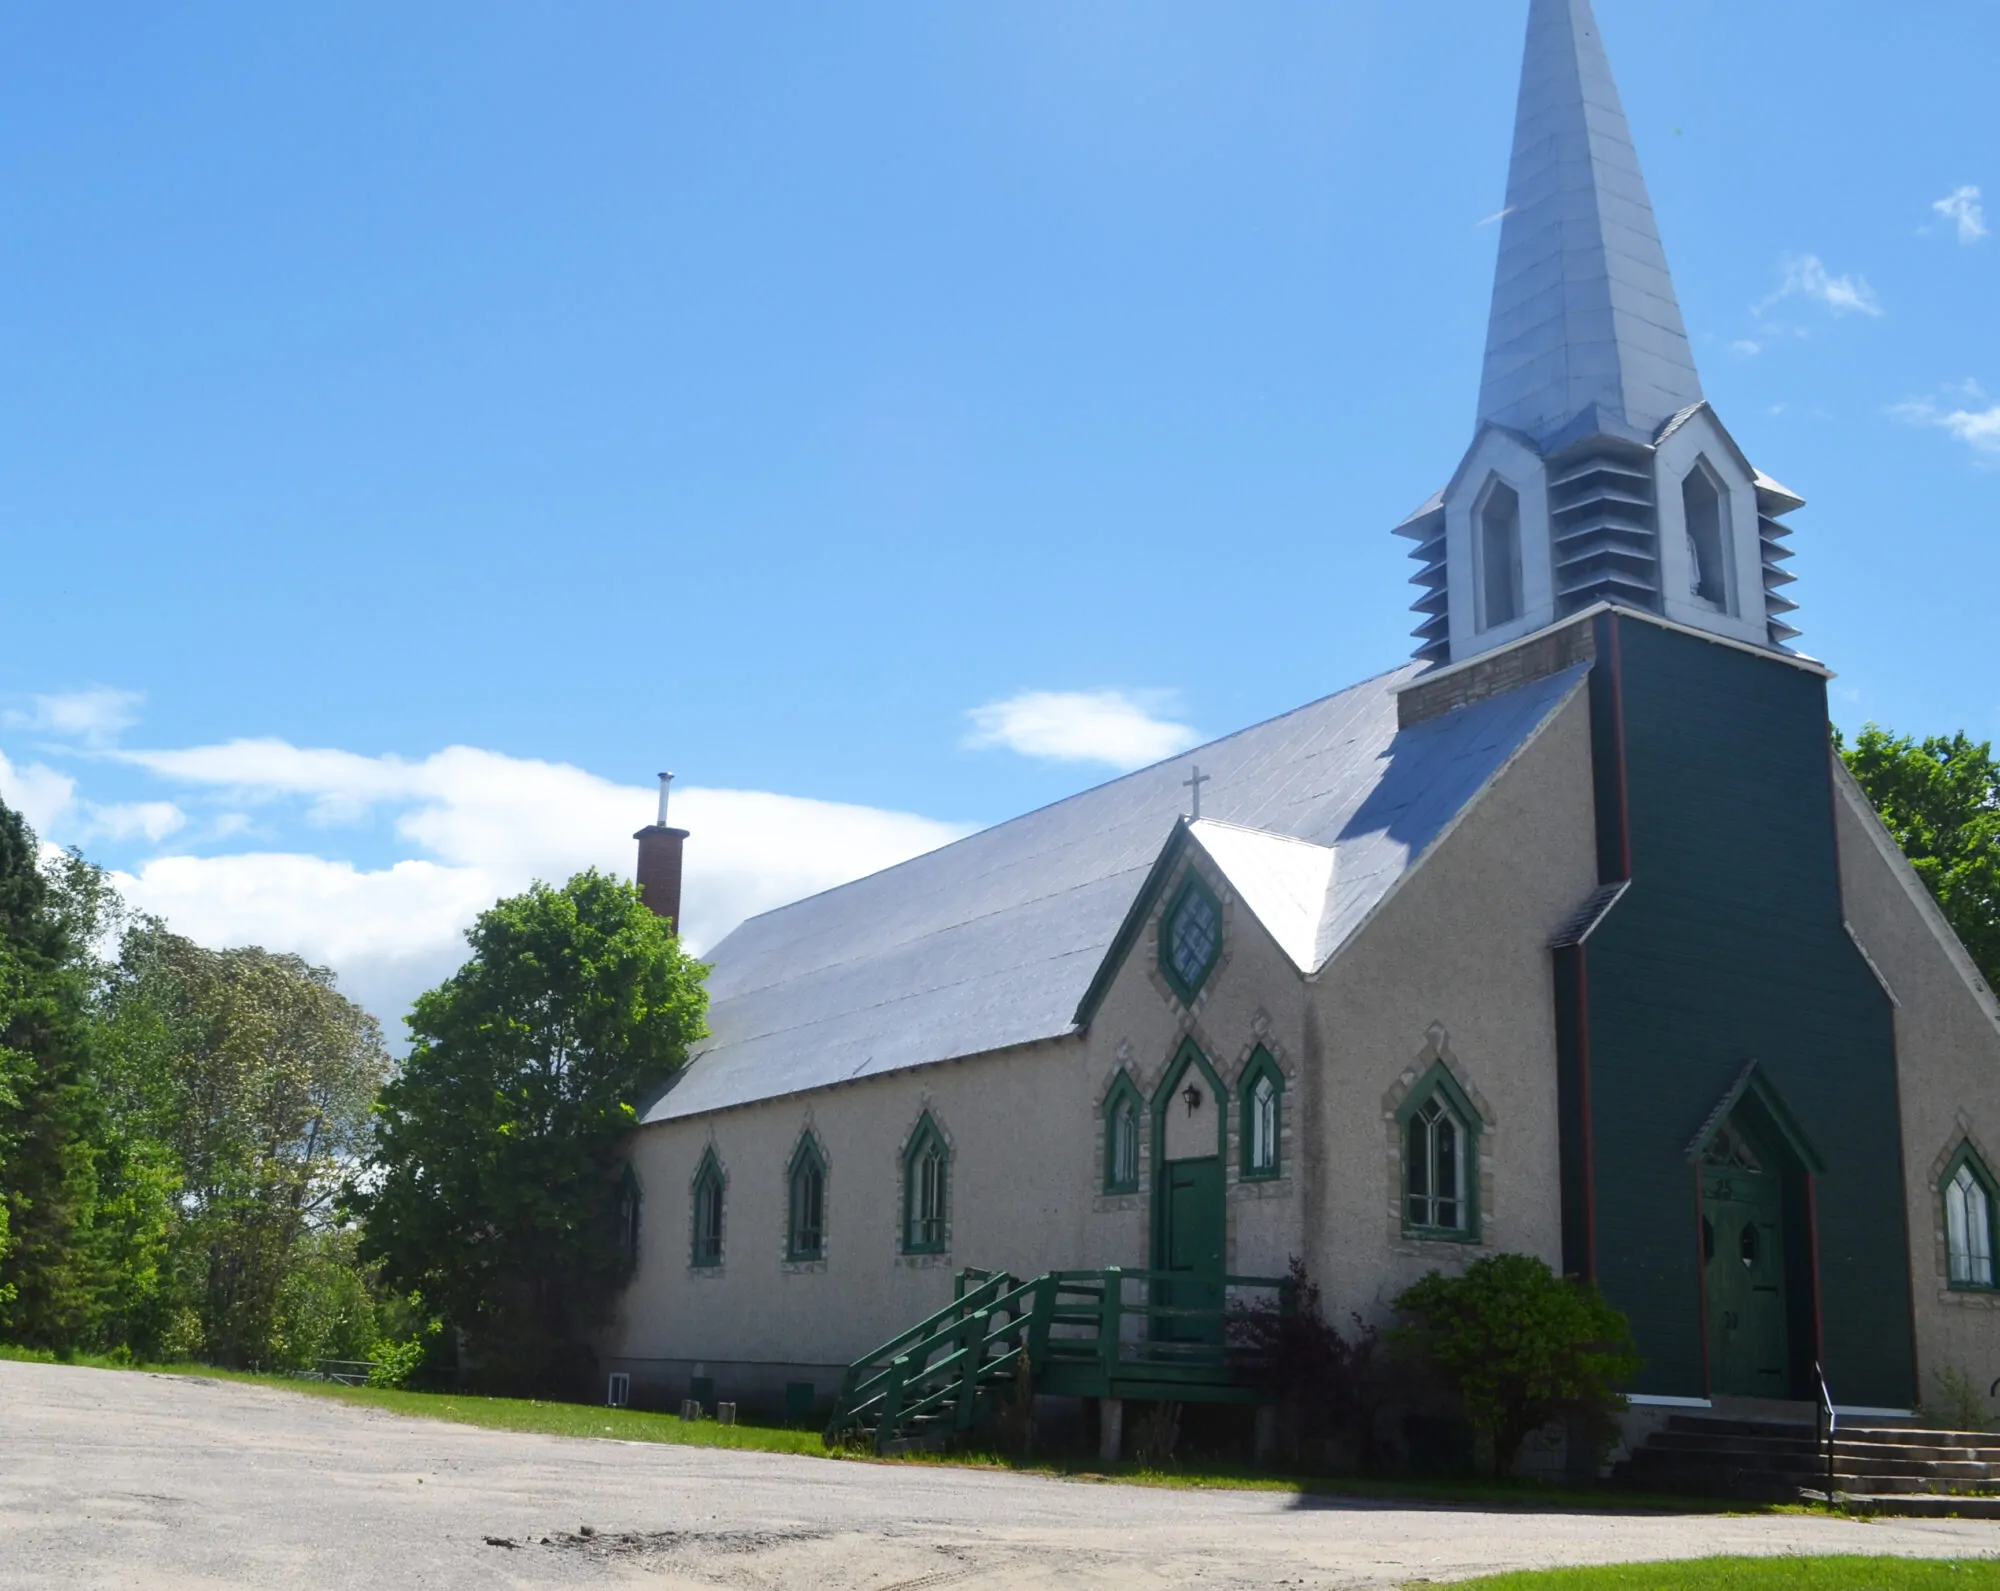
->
[{"left": 1573, "top": 614, "right": 1914, "bottom": 1408}]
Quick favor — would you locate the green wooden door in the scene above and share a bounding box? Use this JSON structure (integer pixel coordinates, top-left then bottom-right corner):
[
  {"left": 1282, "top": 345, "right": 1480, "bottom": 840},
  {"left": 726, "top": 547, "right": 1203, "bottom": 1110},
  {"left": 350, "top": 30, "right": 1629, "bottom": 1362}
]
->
[
  {"left": 1158, "top": 1157, "right": 1225, "bottom": 1344},
  {"left": 1702, "top": 1160, "right": 1789, "bottom": 1398}
]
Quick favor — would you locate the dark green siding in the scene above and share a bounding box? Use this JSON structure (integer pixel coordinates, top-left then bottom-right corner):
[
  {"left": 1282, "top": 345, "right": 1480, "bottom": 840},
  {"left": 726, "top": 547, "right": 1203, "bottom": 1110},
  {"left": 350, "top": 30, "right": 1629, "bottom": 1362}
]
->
[{"left": 1579, "top": 615, "right": 1913, "bottom": 1407}]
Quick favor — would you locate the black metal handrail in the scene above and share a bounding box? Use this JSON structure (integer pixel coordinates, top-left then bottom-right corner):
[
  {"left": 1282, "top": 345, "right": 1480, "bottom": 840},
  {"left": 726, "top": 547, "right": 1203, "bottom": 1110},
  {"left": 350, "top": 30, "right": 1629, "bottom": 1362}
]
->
[{"left": 1813, "top": 1359, "right": 1837, "bottom": 1506}]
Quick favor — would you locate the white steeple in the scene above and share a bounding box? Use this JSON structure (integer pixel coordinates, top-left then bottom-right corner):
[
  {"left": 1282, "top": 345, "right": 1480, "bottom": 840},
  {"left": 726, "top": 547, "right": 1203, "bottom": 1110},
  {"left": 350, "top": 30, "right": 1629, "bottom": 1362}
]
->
[
  {"left": 1479, "top": 0, "right": 1702, "bottom": 450},
  {"left": 1396, "top": 0, "right": 1802, "bottom": 668}
]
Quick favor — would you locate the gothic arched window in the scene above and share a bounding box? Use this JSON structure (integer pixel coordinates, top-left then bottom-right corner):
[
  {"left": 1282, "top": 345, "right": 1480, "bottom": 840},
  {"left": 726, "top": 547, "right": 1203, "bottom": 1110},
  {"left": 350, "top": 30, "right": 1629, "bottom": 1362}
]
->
[
  {"left": 1240, "top": 1048, "right": 1284, "bottom": 1181},
  {"left": 1943, "top": 1146, "right": 1997, "bottom": 1289},
  {"left": 788, "top": 1134, "right": 827, "bottom": 1262},
  {"left": 1399, "top": 1068, "right": 1481, "bottom": 1240},
  {"left": 690, "top": 1149, "right": 725, "bottom": 1268},
  {"left": 1477, "top": 478, "right": 1524, "bottom": 630},
  {"left": 1103, "top": 1074, "right": 1143, "bottom": 1194},
  {"left": 903, "top": 1114, "right": 949, "bottom": 1255}
]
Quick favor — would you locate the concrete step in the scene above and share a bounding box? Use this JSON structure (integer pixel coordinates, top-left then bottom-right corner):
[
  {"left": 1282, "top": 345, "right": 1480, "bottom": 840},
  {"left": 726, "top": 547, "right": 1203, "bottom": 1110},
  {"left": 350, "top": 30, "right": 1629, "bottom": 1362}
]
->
[{"left": 1839, "top": 1493, "right": 2000, "bottom": 1520}]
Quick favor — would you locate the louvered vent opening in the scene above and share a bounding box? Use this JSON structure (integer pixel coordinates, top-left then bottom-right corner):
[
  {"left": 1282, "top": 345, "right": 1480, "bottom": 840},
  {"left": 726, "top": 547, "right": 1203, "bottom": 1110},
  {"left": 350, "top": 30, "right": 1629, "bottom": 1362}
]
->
[
  {"left": 1547, "top": 451, "right": 1659, "bottom": 616},
  {"left": 1401, "top": 507, "right": 1450, "bottom": 664}
]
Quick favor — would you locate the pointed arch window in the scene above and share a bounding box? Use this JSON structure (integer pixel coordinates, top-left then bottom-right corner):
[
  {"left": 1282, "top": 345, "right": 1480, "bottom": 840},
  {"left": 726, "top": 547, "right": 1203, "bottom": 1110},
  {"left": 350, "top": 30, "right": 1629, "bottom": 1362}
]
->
[
  {"left": 1240, "top": 1048, "right": 1284, "bottom": 1181},
  {"left": 614, "top": 1164, "right": 641, "bottom": 1264},
  {"left": 1477, "top": 477, "right": 1524, "bottom": 631},
  {"left": 690, "top": 1150, "right": 725, "bottom": 1268},
  {"left": 903, "top": 1114, "right": 949, "bottom": 1255},
  {"left": 1943, "top": 1146, "right": 1997, "bottom": 1290},
  {"left": 1682, "top": 460, "right": 1734, "bottom": 613},
  {"left": 787, "top": 1134, "right": 827, "bottom": 1262},
  {"left": 1103, "top": 1074, "right": 1143, "bottom": 1195},
  {"left": 1398, "top": 1067, "right": 1481, "bottom": 1240}
]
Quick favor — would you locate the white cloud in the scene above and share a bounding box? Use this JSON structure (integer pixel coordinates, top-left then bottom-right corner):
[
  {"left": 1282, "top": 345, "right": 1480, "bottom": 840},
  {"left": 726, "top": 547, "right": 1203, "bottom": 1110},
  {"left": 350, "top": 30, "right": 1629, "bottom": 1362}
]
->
[
  {"left": 1895, "top": 381, "right": 2000, "bottom": 461},
  {"left": 79, "top": 801, "right": 187, "bottom": 844},
  {"left": 1757, "top": 255, "right": 1883, "bottom": 319},
  {"left": 964, "top": 690, "right": 1199, "bottom": 771},
  {"left": 1730, "top": 339, "right": 1763, "bottom": 357},
  {"left": 3, "top": 687, "right": 145, "bottom": 747},
  {"left": 0, "top": 749, "right": 186, "bottom": 847},
  {"left": 0, "top": 750, "right": 80, "bottom": 836},
  {"left": 1934, "top": 186, "right": 1989, "bottom": 245},
  {"left": 103, "top": 739, "right": 971, "bottom": 1033}
]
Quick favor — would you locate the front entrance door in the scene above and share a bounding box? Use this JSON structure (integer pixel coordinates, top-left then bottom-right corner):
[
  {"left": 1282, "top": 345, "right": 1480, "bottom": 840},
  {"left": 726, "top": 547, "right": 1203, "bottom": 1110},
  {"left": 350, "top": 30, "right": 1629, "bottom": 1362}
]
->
[
  {"left": 1701, "top": 1120, "right": 1789, "bottom": 1398},
  {"left": 1157, "top": 1156, "right": 1225, "bottom": 1344}
]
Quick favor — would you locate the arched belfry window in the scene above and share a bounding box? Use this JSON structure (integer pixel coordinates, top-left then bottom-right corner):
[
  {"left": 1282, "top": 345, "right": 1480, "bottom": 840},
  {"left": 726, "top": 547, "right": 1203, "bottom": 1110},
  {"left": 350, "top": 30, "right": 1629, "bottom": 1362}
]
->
[
  {"left": 787, "top": 1134, "right": 827, "bottom": 1262},
  {"left": 1397, "top": 1066, "right": 1481, "bottom": 1240},
  {"left": 1943, "top": 1145, "right": 1997, "bottom": 1290},
  {"left": 1477, "top": 477, "right": 1524, "bottom": 631},
  {"left": 691, "top": 1149, "right": 725, "bottom": 1268},
  {"left": 1103, "top": 1073, "right": 1143, "bottom": 1194},
  {"left": 1682, "top": 460, "right": 1734, "bottom": 613},
  {"left": 903, "top": 1113, "right": 949, "bottom": 1255},
  {"left": 1240, "top": 1048, "right": 1284, "bottom": 1181}
]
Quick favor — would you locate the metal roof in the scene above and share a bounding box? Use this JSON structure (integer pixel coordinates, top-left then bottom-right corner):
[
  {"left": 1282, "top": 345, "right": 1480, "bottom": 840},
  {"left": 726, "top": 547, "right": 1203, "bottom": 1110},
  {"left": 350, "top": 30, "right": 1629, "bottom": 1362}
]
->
[
  {"left": 1478, "top": 0, "right": 1703, "bottom": 449},
  {"left": 645, "top": 664, "right": 1587, "bottom": 1123}
]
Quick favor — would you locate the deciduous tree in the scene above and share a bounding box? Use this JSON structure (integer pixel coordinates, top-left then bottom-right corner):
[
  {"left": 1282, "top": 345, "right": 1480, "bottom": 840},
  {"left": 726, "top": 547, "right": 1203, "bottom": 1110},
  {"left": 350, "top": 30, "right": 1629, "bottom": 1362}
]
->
[
  {"left": 1841, "top": 726, "right": 2000, "bottom": 991},
  {"left": 357, "top": 870, "right": 706, "bottom": 1393}
]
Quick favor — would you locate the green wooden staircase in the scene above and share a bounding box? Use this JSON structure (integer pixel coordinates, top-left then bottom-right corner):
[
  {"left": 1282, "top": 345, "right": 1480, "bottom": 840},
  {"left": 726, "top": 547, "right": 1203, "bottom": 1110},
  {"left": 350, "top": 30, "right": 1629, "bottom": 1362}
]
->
[{"left": 825, "top": 1266, "right": 1291, "bottom": 1453}]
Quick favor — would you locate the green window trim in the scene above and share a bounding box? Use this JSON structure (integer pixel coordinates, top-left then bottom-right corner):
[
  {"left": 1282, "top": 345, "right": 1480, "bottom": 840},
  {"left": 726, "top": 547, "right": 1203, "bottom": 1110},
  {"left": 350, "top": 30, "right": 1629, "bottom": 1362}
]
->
[
  {"left": 787, "top": 1134, "right": 828, "bottom": 1263},
  {"left": 1151, "top": 1036, "right": 1228, "bottom": 1163},
  {"left": 1395, "top": 1062, "right": 1482, "bottom": 1243},
  {"left": 1239, "top": 1047, "right": 1285, "bottom": 1181},
  {"left": 902, "top": 1114, "right": 950, "bottom": 1255},
  {"left": 1158, "top": 872, "right": 1223, "bottom": 1006},
  {"left": 1103, "top": 1072, "right": 1144, "bottom": 1194},
  {"left": 1941, "top": 1143, "right": 1998, "bottom": 1292},
  {"left": 690, "top": 1149, "right": 725, "bottom": 1268}
]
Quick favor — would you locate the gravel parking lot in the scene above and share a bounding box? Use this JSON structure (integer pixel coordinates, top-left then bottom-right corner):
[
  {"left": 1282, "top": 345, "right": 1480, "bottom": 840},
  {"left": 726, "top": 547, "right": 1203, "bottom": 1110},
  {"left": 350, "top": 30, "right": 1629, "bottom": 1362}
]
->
[{"left": 4, "top": 1361, "right": 1998, "bottom": 1590}]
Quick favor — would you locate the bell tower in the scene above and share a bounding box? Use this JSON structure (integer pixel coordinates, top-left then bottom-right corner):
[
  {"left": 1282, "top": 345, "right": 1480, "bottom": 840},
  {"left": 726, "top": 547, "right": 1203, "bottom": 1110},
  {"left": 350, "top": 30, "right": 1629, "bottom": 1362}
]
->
[{"left": 1397, "top": 0, "right": 1802, "bottom": 668}]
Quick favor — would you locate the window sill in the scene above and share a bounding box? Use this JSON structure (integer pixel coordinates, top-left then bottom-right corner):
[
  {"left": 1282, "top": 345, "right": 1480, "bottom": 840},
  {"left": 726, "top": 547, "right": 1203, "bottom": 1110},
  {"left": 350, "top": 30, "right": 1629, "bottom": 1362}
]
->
[
  {"left": 1401, "top": 1225, "right": 1481, "bottom": 1246},
  {"left": 782, "top": 1257, "right": 829, "bottom": 1275}
]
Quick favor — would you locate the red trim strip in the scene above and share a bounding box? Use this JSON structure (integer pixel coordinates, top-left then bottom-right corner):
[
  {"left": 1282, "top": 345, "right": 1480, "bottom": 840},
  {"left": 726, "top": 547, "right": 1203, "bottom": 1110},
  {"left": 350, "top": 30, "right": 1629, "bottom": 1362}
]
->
[
  {"left": 1578, "top": 948, "right": 1598, "bottom": 1283},
  {"left": 1694, "top": 1161, "right": 1712, "bottom": 1399},
  {"left": 1805, "top": 1173, "right": 1826, "bottom": 1373}
]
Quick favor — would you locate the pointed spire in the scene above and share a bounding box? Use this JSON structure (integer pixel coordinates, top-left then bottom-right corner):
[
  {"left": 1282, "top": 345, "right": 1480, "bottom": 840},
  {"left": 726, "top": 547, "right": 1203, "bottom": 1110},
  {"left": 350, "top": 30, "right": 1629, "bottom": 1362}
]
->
[{"left": 1478, "top": 0, "right": 1702, "bottom": 449}]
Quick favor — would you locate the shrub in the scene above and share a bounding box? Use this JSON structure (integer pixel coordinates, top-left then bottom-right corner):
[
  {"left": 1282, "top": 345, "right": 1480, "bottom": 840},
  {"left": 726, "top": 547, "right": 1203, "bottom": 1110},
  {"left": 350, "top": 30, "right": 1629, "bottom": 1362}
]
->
[
  {"left": 1227, "top": 1257, "right": 1383, "bottom": 1467},
  {"left": 1921, "top": 1365, "right": 1996, "bottom": 1433},
  {"left": 1393, "top": 1252, "right": 1638, "bottom": 1477}
]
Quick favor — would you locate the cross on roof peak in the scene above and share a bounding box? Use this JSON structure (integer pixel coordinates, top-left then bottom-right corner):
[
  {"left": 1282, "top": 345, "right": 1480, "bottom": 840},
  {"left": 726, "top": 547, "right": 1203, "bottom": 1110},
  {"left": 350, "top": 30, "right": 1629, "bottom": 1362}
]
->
[{"left": 1183, "top": 765, "right": 1211, "bottom": 822}]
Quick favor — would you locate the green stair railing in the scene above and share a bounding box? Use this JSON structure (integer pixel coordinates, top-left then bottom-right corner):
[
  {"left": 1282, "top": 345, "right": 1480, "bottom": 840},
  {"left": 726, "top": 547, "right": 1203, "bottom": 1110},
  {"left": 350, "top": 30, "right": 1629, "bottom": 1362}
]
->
[{"left": 825, "top": 1266, "right": 1292, "bottom": 1452}]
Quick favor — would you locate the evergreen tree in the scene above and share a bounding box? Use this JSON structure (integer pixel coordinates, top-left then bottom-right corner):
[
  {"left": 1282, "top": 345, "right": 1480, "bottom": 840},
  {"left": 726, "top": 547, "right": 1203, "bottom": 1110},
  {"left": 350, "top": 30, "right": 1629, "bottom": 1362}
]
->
[{"left": 0, "top": 799, "right": 111, "bottom": 1346}]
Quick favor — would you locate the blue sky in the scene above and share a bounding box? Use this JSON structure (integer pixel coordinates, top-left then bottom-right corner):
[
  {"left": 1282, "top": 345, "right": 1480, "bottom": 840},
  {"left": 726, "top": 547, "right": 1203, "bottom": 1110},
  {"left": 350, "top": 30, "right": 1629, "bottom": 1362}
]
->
[{"left": 2, "top": 1, "right": 1995, "bottom": 1033}]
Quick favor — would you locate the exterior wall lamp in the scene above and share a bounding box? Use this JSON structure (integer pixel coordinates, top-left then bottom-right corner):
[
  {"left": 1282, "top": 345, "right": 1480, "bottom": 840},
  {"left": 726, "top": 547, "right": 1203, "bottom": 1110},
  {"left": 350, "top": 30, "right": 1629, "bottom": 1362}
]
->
[{"left": 1182, "top": 1082, "right": 1203, "bottom": 1117}]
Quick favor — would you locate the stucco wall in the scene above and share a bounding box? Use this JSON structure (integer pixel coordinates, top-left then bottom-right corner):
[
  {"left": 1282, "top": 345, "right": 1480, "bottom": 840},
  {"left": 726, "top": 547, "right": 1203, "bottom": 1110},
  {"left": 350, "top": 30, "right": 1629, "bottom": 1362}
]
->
[
  {"left": 1311, "top": 682, "right": 1597, "bottom": 1324},
  {"left": 602, "top": 839, "right": 1316, "bottom": 1409},
  {"left": 603, "top": 679, "right": 1600, "bottom": 1412},
  {"left": 1834, "top": 760, "right": 2000, "bottom": 1406}
]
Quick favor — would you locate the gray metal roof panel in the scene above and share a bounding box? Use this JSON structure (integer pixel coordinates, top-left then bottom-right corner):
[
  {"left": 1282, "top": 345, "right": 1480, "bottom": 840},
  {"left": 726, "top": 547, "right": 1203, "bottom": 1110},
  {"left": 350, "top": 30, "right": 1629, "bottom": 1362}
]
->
[
  {"left": 1478, "top": 0, "right": 1703, "bottom": 448},
  {"left": 647, "top": 663, "right": 1586, "bottom": 1123}
]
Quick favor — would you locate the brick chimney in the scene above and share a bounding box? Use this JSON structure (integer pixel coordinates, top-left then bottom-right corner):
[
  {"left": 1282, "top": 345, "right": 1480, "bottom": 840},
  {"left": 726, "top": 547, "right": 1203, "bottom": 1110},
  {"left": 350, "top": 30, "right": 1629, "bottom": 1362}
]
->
[{"left": 633, "top": 772, "right": 689, "bottom": 932}]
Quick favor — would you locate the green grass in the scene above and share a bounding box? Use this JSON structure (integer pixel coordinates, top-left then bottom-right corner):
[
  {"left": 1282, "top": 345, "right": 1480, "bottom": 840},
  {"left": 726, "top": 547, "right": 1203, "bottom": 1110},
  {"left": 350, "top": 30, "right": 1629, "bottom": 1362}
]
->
[
  {"left": 1431, "top": 1561, "right": 2000, "bottom": 1590},
  {"left": 0, "top": 1346, "right": 1788, "bottom": 1510}
]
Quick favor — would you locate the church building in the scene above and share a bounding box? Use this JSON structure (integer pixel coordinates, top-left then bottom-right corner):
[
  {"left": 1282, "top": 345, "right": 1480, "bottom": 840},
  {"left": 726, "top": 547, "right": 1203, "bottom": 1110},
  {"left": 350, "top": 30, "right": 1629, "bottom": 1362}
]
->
[{"left": 605, "top": 0, "right": 2000, "bottom": 1438}]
